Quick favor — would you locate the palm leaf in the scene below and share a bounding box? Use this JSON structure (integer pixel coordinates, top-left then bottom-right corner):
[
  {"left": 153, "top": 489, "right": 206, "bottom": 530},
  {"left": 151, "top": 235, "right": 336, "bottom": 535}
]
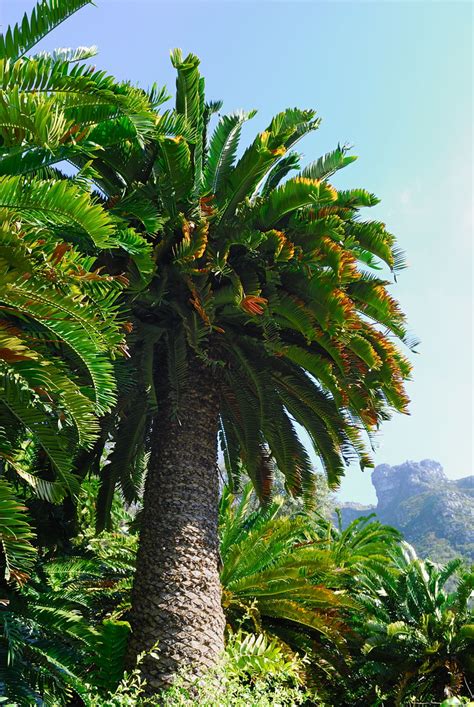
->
[
  {"left": 261, "top": 151, "right": 301, "bottom": 196},
  {"left": 0, "top": 176, "right": 116, "bottom": 248},
  {"left": 0, "top": 0, "right": 93, "bottom": 61},
  {"left": 0, "top": 479, "right": 36, "bottom": 584},
  {"left": 204, "top": 110, "right": 257, "bottom": 194},
  {"left": 88, "top": 619, "right": 130, "bottom": 694},
  {"left": 258, "top": 176, "right": 337, "bottom": 227},
  {"left": 301, "top": 145, "right": 357, "bottom": 181}
]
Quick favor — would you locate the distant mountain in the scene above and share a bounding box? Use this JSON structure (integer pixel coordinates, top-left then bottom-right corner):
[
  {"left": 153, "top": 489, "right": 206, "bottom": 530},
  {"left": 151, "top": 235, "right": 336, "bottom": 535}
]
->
[{"left": 338, "top": 460, "right": 473, "bottom": 564}]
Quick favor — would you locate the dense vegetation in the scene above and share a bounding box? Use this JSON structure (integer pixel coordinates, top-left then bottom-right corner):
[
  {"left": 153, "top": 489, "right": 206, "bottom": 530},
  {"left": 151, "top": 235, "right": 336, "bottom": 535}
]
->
[
  {"left": 0, "top": 1, "right": 472, "bottom": 705},
  {"left": 1, "top": 479, "right": 472, "bottom": 705}
]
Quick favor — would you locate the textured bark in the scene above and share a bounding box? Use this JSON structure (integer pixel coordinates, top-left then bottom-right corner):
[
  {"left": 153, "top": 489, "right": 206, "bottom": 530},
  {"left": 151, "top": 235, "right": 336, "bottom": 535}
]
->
[{"left": 126, "top": 356, "right": 225, "bottom": 693}]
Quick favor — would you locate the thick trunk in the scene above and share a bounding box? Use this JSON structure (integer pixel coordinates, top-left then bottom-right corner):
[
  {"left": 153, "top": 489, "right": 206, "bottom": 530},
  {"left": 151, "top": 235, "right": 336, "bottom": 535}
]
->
[{"left": 126, "top": 356, "right": 225, "bottom": 693}]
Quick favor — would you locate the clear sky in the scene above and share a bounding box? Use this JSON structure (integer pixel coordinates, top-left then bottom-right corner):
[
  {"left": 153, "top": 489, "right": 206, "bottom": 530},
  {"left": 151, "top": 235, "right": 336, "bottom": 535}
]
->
[{"left": 2, "top": 0, "right": 472, "bottom": 503}]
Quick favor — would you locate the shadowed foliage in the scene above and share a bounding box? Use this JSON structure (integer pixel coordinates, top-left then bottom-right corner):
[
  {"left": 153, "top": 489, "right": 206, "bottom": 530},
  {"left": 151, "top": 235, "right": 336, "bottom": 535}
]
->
[{"left": 0, "top": 0, "right": 157, "bottom": 584}]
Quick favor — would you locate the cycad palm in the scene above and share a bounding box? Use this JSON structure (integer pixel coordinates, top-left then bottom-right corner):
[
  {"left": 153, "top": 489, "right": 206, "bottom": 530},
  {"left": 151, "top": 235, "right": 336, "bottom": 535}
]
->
[
  {"left": 312, "top": 512, "right": 404, "bottom": 592},
  {"left": 220, "top": 483, "right": 356, "bottom": 690},
  {"left": 358, "top": 556, "right": 474, "bottom": 704},
  {"left": 220, "top": 484, "right": 353, "bottom": 641},
  {"left": 3, "top": 7, "right": 413, "bottom": 687},
  {"left": 80, "top": 51, "right": 412, "bottom": 688}
]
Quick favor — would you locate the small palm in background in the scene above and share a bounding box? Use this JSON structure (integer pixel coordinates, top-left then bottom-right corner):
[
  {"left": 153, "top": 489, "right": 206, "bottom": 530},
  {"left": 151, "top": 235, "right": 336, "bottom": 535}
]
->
[
  {"left": 357, "top": 555, "right": 474, "bottom": 704},
  {"left": 220, "top": 483, "right": 353, "bottom": 659}
]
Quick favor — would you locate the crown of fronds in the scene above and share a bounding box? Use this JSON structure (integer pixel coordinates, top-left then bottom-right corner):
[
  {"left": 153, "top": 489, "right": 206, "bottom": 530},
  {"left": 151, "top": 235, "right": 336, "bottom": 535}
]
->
[
  {"left": 357, "top": 555, "right": 474, "bottom": 703},
  {"left": 1, "top": 1, "right": 414, "bottom": 527},
  {"left": 74, "top": 51, "right": 415, "bottom": 522}
]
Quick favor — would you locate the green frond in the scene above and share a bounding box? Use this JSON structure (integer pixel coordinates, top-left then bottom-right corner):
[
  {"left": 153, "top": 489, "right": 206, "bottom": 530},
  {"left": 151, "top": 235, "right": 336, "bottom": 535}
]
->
[
  {"left": 170, "top": 49, "right": 203, "bottom": 131},
  {"left": 218, "top": 410, "right": 243, "bottom": 492},
  {"left": 96, "top": 396, "right": 147, "bottom": 531},
  {"left": 0, "top": 368, "right": 79, "bottom": 491},
  {"left": 269, "top": 291, "right": 316, "bottom": 340},
  {"left": 454, "top": 571, "right": 474, "bottom": 613},
  {"left": 0, "top": 328, "right": 99, "bottom": 448},
  {"left": 10, "top": 464, "right": 68, "bottom": 504},
  {"left": 112, "top": 228, "right": 156, "bottom": 289},
  {"left": 0, "top": 144, "right": 89, "bottom": 177},
  {"left": 147, "top": 82, "right": 170, "bottom": 110},
  {"left": 347, "top": 334, "right": 382, "bottom": 370},
  {"left": 204, "top": 110, "right": 257, "bottom": 194},
  {"left": 335, "top": 188, "right": 380, "bottom": 208},
  {"left": 258, "top": 176, "right": 337, "bottom": 227},
  {"left": 260, "top": 151, "right": 301, "bottom": 196},
  {"left": 220, "top": 374, "right": 265, "bottom": 499},
  {"left": 218, "top": 129, "right": 287, "bottom": 221},
  {"left": 276, "top": 344, "right": 341, "bottom": 401},
  {"left": 0, "top": 0, "right": 93, "bottom": 61},
  {"left": 155, "top": 136, "right": 193, "bottom": 214},
  {"left": 347, "top": 275, "right": 407, "bottom": 337},
  {"left": 226, "top": 630, "right": 303, "bottom": 682},
  {"left": 32, "top": 45, "right": 99, "bottom": 63},
  {"left": 170, "top": 49, "right": 205, "bottom": 193},
  {"left": 226, "top": 346, "right": 276, "bottom": 504},
  {"left": 219, "top": 482, "right": 263, "bottom": 556},
  {"left": 0, "top": 479, "right": 36, "bottom": 584},
  {"left": 155, "top": 109, "right": 197, "bottom": 143},
  {"left": 0, "top": 90, "right": 72, "bottom": 149},
  {"left": 260, "top": 390, "right": 314, "bottom": 498},
  {"left": 346, "top": 220, "right": 396, "bottom": 270},
  {"left": 0, "top": 57, "right": 155, "bottom": 147},
  {"left": 2, "top": 284, "right": 119, "bottom": 415},
  {"left": 269, "top": 355, "right": 364, "bottom": 477},
  {"left": 267, "top": 108, "right": 321, "bottom": 151},
  {"left": 0, "top": 176, "right": 116, "bottom": 248},
  {"left": 88, "top": 619, "right": 130, "bottom": 694},
  {"left": 301, "top": 144, "right": 357, "bottom": 181},
  {"left": 255, "top": 599, "right": 347, "bottom": 644}
]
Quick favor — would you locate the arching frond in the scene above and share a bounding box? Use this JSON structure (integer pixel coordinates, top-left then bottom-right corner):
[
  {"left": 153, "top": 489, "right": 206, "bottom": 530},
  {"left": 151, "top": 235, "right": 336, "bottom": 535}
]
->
[
  {"left": 204, "top": 110, "right": 257, "bottom": 194},
  {"left": 220, "top": 485, "right": 353, "bottom": 653},
  {"left": 0, "top": 176, "right": 115, "bottom": 247},
  {"left": 0, "top": 0, "right": 93, "bottom": 61},
  {"left": 0, "top": 478, "right": 36, "bottom": 584},
  {"left": 300, "top": 144, "right": 357, "bottom": 181}
]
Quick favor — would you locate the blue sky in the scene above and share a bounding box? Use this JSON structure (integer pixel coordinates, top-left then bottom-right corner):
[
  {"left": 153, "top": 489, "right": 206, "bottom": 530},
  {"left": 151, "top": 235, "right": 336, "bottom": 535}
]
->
[{"left": 2, "top": 0, "right": 472, "bottom": 503}]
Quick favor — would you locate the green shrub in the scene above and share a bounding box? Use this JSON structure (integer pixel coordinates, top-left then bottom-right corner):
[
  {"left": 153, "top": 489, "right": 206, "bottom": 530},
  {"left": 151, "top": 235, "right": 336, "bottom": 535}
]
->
[{"left": 81, "top": 631, "right": 314, "bottom": 706}]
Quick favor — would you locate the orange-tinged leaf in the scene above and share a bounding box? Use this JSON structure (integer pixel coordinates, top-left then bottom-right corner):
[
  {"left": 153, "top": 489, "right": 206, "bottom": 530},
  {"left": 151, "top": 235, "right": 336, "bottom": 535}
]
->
[
  {"left": 0, "top": 348, "right": 32, "bottom": 362},
  {"left": 241, "top": 295, "right": 268, "bottom": 316},
  {"left": 51, "top": 242, "right": 72, "bottom": 266}
]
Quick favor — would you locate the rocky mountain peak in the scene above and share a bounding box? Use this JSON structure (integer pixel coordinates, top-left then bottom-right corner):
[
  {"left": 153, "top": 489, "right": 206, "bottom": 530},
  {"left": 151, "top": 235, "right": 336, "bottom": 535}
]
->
[
  {"left": 372, "top": 459, "right": 447, "bottom": 510},
  {"left": 338, "top": 460, "right": 473, "bottom": 565}
]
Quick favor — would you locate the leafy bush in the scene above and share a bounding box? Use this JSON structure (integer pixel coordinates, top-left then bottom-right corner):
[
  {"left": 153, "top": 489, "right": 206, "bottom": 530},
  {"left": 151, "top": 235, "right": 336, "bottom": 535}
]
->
[
  {"left": 80, "top": 631, "right": 311, "bottom": 707},
  {"left": 159, "top": 631, "right": 311, "bottom": 707},
  {"left": 160, "top": 673, "right": 309, "bottom": 707}
]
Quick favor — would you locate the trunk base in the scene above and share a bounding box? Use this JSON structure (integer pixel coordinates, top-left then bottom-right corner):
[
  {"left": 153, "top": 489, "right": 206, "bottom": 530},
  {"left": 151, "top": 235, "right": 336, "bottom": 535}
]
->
[{"left": 126, "top": 356, "right": 225, "bottom": 693}]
